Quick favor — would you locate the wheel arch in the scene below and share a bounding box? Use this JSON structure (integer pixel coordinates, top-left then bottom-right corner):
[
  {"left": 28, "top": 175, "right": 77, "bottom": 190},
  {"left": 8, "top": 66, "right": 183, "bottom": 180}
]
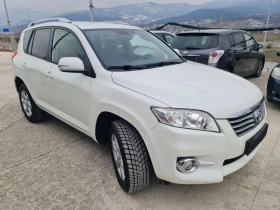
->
[{"left": 15, "top": 77, "right": 25, "bottom": 92}]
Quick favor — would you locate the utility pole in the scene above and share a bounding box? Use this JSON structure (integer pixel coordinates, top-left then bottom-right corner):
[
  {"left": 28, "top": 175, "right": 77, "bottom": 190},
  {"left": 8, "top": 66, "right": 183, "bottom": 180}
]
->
[
  {"left": 220, "top": 13, "right": 223, "bottom": 27},
  {"left": 22, "top": 7, "right": 31, "bottom": 21},
  {"left": 264, "top": 0, "right": 272, "bottom": 47},
  {"left": 89, "top": 0, "right": 94, "bottom": 22},
  {"left": 3, "top": 0, "right": 15, "bottom": 51}
]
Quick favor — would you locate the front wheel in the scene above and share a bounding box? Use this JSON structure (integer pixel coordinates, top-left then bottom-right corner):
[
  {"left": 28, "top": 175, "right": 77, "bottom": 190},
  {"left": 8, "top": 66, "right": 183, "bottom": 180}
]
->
[
  {"left": 110, "top": 120, "right": 151, "bottom": 193},
  {"left": 254, "top": 59, "right": 264, "bottom": 77}
]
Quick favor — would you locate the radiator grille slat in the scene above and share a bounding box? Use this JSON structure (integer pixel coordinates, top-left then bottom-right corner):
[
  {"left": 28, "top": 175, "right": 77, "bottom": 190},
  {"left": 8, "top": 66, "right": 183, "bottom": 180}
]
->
[{"left": 228, "top": 100, "right": 265, "bottom": 137}]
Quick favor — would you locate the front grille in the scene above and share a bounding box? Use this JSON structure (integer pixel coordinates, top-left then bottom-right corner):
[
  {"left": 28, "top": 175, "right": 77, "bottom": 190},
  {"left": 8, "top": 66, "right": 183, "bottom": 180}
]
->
[{"left": 228, "top": 99, "right": 265, "bottom": 137}]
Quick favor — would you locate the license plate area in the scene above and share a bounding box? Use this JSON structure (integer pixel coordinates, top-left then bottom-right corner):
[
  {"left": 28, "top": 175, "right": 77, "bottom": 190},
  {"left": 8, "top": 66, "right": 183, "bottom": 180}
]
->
[{"left": 244, "top": 123, "right": 269, "bottom": 156}]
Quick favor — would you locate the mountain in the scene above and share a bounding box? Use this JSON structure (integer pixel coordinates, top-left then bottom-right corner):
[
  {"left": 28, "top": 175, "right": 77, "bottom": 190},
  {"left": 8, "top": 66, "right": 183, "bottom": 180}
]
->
[
  {"left": 12, "top": 0, "right": 280, "bottom": 32},
  {"left": 155, "top": 7, "right": 268, "bottom": 24}
]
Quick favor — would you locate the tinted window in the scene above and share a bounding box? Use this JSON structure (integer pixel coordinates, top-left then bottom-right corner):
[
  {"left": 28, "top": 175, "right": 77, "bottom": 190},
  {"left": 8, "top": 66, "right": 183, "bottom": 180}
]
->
[
  {"left": 164, "top": 33, "right": 175, "bottom": 44},
  {"left": 244, "top": 33, "right": 255, "bottom": 48},
  {"left": 23, "top": 29, "right": 33, "bottom": 52},
  {"left": 172, "top": 34, "right": 219, "bottom": 50},
  {"left": 31, "top": 29, "right": 52, "bottom": 59},
  {"left": 225, "top": 34, "right": 234, "bottom": 47},
  {"left": 232, "top": 33, "right": 245, "bottom": 48},
  {"left": 51, "top": 29, "right": 86, "bottom": 64},
  {"left": 154, "top": 33, "right": 164, "bottom": 40}
]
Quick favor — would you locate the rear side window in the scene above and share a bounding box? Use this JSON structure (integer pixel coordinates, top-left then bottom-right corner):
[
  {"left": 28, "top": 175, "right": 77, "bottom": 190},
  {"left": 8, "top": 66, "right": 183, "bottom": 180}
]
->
[
  {"left": 232, "top": 33, "right": 245, "bottom": 48},
  {"left": 163, "top": 33, "right": 175, "bottom": 44},
  {"left": 154, "top": 33, "right": 164, "bottom": 40},
  {"left": 225, "top": 34, "right": 234, "bottom": 47},
  {"left": 23, "top": 29, "right": 33, "bottom": 52},
  {"left": 31, "top": 28, "right": 52, "bottom": 59},
  {"left": 172, "top": 34, "right": 219, "bottom": 50}
]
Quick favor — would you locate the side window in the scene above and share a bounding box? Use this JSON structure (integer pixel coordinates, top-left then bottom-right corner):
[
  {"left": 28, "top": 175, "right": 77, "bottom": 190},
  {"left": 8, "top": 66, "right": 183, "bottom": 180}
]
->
[
  {"left": 225, "top": 34, "right": 234, "bottom": 47},
  {"left": 23, "top": 29, "right": 33, "bottom": 52},
  {"left": 155, "top": 33, "right": 164, "bottom": 40},
  {"left": 51, "top": 29, "right": 87, "bottom": 64},
  {"left": 164, "top": 34, "right": 175, "bottom": 44},
  {"left": 232, "top": 33, "right": 245, "bottom": 48},
  {"left": 31, "top": 28, "right": 52, "bottom": 59},
  {"left": 244, "top": 33, "right": 255, "bottom": 48},
  {"left": 27, "top": 31, "right": 35, "bottom": 55}
]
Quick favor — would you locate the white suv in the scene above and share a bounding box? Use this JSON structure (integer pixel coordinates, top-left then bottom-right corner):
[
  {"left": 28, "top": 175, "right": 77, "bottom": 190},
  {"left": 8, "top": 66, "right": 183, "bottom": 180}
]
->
[{"left": 13, "top": 18, "right": 268, "bottom": 193}]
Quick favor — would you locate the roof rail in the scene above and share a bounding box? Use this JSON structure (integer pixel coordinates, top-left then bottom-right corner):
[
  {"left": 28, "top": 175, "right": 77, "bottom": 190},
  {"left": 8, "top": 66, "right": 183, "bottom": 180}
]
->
[{"left": 28, "top": 18, "right": 71, "bottom": 28}]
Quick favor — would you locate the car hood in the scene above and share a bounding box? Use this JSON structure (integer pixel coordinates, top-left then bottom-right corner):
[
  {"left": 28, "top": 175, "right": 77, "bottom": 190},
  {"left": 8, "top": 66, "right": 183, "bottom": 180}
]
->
[{"left": 112, "top": 62, "right": 263, "bottom": 118}]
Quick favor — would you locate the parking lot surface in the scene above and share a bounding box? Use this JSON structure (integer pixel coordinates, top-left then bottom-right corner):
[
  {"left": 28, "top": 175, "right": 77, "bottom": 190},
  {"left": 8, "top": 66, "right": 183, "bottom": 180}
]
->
[{"left": 1, "top": 51, "right": 280, "bottom": 210}]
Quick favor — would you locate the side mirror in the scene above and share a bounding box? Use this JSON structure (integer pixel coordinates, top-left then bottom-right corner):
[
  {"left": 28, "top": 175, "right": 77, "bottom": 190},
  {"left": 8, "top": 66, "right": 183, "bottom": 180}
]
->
[
  {"left": 257, "top": 44, "right": 263, "bottom": 49},
  {"left": 277, "top": 51, "right": 280, "bottom": 56},
  {"left": 58, "top": 57, "right": 85, "bottom": 73},
  {"left": 174, "top": 49, "right": 180, "bottom": 55}
]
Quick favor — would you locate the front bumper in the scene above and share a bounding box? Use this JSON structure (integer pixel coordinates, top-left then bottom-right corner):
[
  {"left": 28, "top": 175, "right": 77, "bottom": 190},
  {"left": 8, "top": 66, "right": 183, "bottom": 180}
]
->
[
  {"left": 140, "top": 117, "right": 266, "bottom": 184},
  {"left": 267, "top": 76, "right": 280, "bottom": 103}
]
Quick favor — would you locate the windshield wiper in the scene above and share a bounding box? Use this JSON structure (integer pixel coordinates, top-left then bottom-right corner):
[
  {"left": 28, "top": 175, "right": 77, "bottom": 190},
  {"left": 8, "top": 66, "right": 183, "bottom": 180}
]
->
[
  {"left": 144, "top": 61, "right": 184, "bottom": 68},
  {"left": 186, "top": 47, "right": 202, "bottom": 50},
  {"left": 108, "top": 65, "right": 144, "bottom": 70}
]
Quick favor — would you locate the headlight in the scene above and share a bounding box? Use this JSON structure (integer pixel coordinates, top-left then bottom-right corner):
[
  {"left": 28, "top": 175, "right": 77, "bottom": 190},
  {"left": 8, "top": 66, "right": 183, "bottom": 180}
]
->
[
  {"left": 151, "top": 108, "right": 220, "bottom": 132},
  {"left": 271, "top": 67, "right": 280, "bottom": 80}
]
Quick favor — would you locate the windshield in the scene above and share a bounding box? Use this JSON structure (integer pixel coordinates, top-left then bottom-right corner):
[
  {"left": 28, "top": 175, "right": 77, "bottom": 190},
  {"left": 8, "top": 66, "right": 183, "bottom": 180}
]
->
[
  {"left": 172, "top": 34, "right": 219, "bottom": 50},
  {"left": 84, "top": 29, "right": 183, "bottom": 70}
]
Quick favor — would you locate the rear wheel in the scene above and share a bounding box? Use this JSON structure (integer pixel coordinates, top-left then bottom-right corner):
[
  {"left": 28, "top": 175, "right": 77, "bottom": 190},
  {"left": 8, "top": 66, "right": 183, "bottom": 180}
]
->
[
  {"left": 110, "top": 119, "right": 151, "bottom": 193},
  {"left": 19, "top": 84, "right": 46, "bottom": 123},
  {"left": 254, "top": 59, "right": 264, "bottom": 77}
]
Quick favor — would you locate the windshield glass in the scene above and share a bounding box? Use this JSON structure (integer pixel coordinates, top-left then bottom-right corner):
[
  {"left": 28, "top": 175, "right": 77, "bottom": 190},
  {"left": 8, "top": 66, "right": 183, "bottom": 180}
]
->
[
  {"left": 84, "top": 29, "right": 183, "bottom": 70},
  {"left": 172, "top": 34, "right": 219, "bottom": 50}
]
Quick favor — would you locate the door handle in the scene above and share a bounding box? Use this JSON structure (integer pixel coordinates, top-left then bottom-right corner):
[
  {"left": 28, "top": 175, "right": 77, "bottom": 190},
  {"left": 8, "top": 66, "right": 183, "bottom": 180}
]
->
[
  {"left": 45, "top": 71, "right": 53, "bottom": 79},
  {"left": 21, "top": 63, "right": 27, "bottom": 68}
]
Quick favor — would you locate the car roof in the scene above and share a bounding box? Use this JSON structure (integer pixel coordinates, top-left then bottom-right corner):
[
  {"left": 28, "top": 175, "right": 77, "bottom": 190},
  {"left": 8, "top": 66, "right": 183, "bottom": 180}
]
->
[
  {"left": 176, "top": 29, "right": 245, "bottom": 35},
  {"left": 26, "top": 21, "right": 142, "bottom": 31}
]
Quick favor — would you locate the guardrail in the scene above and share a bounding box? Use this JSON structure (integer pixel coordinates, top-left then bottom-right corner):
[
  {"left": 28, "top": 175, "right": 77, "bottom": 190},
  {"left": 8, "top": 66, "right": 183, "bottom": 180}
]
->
[{"left": 0, "top": 34, "right": 20, "bottom": 51}]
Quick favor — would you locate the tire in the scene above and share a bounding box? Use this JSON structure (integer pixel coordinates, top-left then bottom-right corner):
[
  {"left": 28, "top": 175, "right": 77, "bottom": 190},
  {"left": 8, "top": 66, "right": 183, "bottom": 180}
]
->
[
  {"left": 254, "top": 59, "right": 264, "bottom": 78},
  {"left": 19, "top": 84, "right": 46, "bottom": 123},
  {"left": 267, "top": 96, "right": 273, "bottom": 103},
  {"left": 110, "top": 119, "right": 151, "bottom": 193}
]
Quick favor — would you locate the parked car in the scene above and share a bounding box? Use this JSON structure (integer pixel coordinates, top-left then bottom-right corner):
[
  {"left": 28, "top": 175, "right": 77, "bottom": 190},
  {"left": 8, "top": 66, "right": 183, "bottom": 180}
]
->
[
  {"left": 171, "top": 29, "right": 265, "bottom": 78},
  {"left": 151, "top": 30, "right": 176, "bottom": 45},
  {"left": 267, "top": 51, "right": 280, "bottom": 103},
  {"left": 13, "top": 18, "right": 268, "bottom": 193}
]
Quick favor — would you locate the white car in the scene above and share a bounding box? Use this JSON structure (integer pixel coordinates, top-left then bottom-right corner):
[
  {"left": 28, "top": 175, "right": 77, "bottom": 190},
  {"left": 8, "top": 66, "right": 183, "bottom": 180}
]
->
[{"left": 13, "top": 18, "right": 268, "bottom": 193}]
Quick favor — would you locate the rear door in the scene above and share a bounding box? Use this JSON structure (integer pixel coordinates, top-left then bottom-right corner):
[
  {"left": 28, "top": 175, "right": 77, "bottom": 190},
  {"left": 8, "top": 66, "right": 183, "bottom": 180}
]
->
[
  {"left": 25, "top": 28, "right": 53, "bottom": 104},
  {"left": 231, "top": 32, "right": 248, "bottom": 77},
  {"left": 171, "top": 33, "right": 219, "bottom": 65},
  {"left": 243, "top": 33, "right": 260, "bottom": 75}
]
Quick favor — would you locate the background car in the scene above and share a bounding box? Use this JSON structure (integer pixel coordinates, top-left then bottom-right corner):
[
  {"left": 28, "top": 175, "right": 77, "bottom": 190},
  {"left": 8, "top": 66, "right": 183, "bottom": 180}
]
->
[
  {"left": 171, "top": 29, "right": 265, "bottom": 78},
  {"left": 151, "top": 30, "right": 176, "bottom": 45},
  {"left": 267, "top": 51, "right": 280, "bottom": 103}
]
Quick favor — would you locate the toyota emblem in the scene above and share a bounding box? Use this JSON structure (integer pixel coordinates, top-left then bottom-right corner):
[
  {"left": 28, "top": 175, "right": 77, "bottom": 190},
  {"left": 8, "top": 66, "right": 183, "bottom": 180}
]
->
[{"left": 254, "top": 110, "right": 261, "bottom": 123}]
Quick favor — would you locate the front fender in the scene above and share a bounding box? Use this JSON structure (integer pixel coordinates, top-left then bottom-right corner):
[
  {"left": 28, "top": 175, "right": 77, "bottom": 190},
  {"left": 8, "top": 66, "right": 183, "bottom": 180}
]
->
[{"left": 89, "top": 83, "right": 166, "bottom": 141}]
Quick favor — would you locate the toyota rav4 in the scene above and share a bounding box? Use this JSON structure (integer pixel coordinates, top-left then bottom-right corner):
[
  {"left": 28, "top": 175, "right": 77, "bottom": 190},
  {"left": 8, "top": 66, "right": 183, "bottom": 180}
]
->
[{"left": 13, "top": 18, "right": 268, "bottom": 193}]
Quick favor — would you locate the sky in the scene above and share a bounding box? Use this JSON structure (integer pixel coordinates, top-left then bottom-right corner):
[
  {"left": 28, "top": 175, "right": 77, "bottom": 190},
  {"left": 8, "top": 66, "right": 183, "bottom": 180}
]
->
[{"left": 1, "top": 0, "right": 215, "bottom": 15}]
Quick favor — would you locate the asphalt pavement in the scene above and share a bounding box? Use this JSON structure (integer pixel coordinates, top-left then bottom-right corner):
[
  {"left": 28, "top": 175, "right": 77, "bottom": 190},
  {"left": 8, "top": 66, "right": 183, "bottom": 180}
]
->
[{"left": 1, "top": 52, "right": 280, "bottom": 210}]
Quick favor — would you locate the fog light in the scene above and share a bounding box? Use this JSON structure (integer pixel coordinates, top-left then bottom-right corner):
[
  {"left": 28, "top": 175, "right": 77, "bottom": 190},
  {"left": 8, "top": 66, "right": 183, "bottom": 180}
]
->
[{"left": 176, "top": 158, "right": 200, "bottom": 173}]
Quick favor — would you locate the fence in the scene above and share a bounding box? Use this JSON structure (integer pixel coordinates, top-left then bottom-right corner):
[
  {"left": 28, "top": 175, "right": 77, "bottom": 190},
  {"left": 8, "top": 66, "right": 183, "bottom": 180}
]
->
[{"left": 0, "top": 34, "right": 20, "bottom": 51}]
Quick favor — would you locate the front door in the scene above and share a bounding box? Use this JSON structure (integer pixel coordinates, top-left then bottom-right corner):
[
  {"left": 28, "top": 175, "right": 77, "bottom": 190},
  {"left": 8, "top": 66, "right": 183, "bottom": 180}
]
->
[
  {"left": 44, "top": 28, "right": 91, "bottom": 132},
  {"left": 232, "top": 32, "right": 248, "bottom": 77},
  {"left": 243, "top": 33, "right": 260, "bottom": 76}
]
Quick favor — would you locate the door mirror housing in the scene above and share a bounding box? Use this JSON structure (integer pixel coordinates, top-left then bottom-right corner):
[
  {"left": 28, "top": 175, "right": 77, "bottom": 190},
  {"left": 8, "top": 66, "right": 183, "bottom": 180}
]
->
[
  {"left": 277, "top": 51, "right": 280, "bottom": 56},
  {"left": 58, "top": 57, "right": 85, "bottom": 73},
  {"left": 257, "top": 44, "right": 264, "bottom": 49}
]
